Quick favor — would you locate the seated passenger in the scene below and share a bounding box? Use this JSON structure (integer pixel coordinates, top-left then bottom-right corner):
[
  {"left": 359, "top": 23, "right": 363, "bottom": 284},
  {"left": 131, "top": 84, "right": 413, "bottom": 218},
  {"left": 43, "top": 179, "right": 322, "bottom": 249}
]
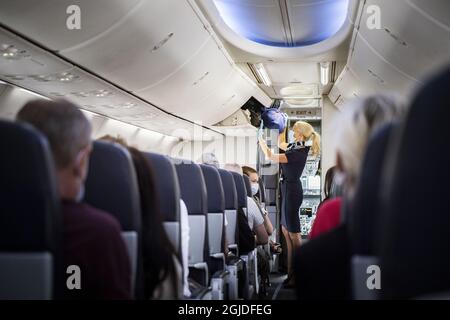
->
[
  {"left": 224, "top": 163, "right": 243, "bottom": 175},
  {"left": 295, "top": 94, "right": 406, "bottom": 300},
  {"left": 320, "top": 165, "right": 337, "bottom": 205},
  {"left": 16, "top": 99, "right": 131, "bottom": 299},
  {"left": 309, "top": 94, "right": 406, "bottom": 239},
  {"left": 225, "top": 163, "right": 269, "bottom": 246},
  {"left": 199, "top": 152, "right": 220, "bottom": 168},
  {"left": 99, "top": 135, "right": 183, "bottom": 299},
  {"left": 309, "top": 166, "right": 341, "bottom": 240},
  {"left": 242, "top": 166, "right": 275, "bottom": 295},
  {"left": 309, "top": 198, "right": 342, "bottom": 240},
  {"left": 242, "top": 166, "right": 274, "bottom": 238}
]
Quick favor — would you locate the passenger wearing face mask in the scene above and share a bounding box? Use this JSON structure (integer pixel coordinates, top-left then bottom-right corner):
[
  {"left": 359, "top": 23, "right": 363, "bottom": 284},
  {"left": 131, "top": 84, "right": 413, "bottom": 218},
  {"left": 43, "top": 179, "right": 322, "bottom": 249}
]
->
[
  {"left": 242, "top": 166, "right": 274, "bottom": 238},
  {"left": 226, "top": 164, "right": 269, "bottom": 246},
  {"left": 16, "top": 99, "right": 131, "bottom": 299}
]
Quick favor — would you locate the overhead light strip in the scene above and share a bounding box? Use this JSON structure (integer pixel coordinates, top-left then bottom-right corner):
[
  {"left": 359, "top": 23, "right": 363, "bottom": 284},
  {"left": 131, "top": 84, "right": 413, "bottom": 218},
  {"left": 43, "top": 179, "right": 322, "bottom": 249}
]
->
[
  {"left": 320, "top": 62, "right": 330, "bottom": 86},
  {"left": 278, "top": 0, "right": 295, "bottom": 47},
  {"left": 254, "top": 63, "right": 272, "bottom": 87}
]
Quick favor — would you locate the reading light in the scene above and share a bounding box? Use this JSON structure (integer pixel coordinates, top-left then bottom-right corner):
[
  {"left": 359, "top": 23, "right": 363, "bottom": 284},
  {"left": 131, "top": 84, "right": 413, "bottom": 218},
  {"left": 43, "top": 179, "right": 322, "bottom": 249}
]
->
[
  {"left": 320, "top": 62, "right": 330, "bottom": 86},
  {"left": 92, "top": 89, "right": 113, "bottom": 97},
  {"left": 29, "top": 72, "right": 79, "bottom": 83},
  {"left": 57, "top": 72, "right": 79, "bottom": 82},
  {"left": 255, "top": 63, "right": 272, "bottom": 87},
  {"left": 0, "top": 44, "right": 30, "bottom": 60}
]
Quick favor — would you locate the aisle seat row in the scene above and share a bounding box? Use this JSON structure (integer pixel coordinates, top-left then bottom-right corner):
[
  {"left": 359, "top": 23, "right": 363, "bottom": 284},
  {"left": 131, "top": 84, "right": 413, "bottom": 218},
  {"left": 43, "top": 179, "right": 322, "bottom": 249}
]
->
[{"left": 0, "top": 119, "right": 269, "bottom": 299}]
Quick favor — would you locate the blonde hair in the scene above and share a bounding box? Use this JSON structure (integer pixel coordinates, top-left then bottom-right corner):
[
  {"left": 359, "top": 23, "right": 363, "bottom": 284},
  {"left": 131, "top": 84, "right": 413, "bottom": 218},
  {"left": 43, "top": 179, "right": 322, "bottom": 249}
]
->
[{"left": 292, "top": 121, "right": 321, "bottom": 156}]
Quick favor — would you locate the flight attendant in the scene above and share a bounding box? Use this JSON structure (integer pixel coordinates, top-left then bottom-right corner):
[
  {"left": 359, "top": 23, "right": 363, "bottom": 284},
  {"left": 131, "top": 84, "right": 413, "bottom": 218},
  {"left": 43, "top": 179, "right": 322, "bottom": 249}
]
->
[{"left": 259, "top": 121, "right": 320, "bottom": 286}]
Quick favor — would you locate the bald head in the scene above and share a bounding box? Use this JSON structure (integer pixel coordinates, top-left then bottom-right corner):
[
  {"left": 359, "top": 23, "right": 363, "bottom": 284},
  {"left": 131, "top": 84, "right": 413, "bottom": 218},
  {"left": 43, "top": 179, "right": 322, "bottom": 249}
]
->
[{"left": 17, "top": 99, "right": 92, "bottom": 169}]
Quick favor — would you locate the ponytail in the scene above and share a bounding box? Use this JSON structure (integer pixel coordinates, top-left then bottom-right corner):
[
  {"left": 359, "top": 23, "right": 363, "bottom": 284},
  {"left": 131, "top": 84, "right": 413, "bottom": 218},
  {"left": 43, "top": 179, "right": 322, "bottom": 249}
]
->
[
  {"left": 311, "top": 131, "right": 321, "bottom": 156},
  {"left": 293, "top": 120, "right": 321, "bottom": 156}
]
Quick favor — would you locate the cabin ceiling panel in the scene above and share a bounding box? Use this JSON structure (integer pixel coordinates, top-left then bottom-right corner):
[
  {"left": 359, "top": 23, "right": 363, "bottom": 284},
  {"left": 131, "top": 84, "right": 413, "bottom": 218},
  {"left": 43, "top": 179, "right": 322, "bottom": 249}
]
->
[
  {"left": 135, "top": 37, "right": 234, "bottom": 120},
  {"left": 358, "top": 0, "right": 450, "bottom": 82},
  {"left": 349, "top": 33, "right": 420, "bottom": 96},
  {"left": 61, "top": 0, "right": 212, "bottom": 91},
  {"left": 0, "top": 0, "right": 141, "bottom": 51}
]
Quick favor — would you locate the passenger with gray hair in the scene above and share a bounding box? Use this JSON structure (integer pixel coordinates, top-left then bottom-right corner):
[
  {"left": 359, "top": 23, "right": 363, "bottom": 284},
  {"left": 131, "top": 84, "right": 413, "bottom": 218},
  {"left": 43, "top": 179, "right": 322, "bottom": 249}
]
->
[
  {"left": 199, "top": 152, "right": 219, "bottom": 168},
  {"left": 295, "top": 94, "right": 407, "bottom": 300},
  {"left": 310, "top": 94, "right": 406, "bottom": 238},
  {"left": 16, "top": 99, "right": 131, "bottom": 299}
]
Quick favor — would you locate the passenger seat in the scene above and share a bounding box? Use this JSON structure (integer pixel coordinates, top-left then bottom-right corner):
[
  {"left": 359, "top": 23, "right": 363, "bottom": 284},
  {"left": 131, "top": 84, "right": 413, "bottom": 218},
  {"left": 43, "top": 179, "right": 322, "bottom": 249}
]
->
[
  {"left": 0, "top": 120, "right": 62, "bottom": 299},
  {"left": 174, "top": 160, "right": 211, "bottom": 299},
  {"left": 348, "top": 124, "right": 395, "bottom": 300},
  {"left": 218, "top": 169, "right": 243, "bottom": 300},
  {"left": 200, "top": 164, "right": 230, "bottom": 300},
  {"left": 379, "top": 68, "right": 450, "bottom": 299},
  {"left": 144, "top": 153, "right": 181, "bottom": 257},
  {"left": 231, "top": 171, "right": 255, "bottom": 299},
  {"left": 84, "top": 141, "right": 142, "bottom": 299}
]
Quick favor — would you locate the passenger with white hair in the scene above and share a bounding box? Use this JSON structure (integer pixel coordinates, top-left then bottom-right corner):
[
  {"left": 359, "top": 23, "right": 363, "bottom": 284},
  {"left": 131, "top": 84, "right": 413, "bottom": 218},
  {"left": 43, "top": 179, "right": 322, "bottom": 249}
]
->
[
  {"left": 224, "top": 163, "right": 243, "bottom": 175},
  {"left": 310, "top": 94, "right": 406, "bottom": 239},
  {"left": 199, "top": 152, "right": 220, "bottom": 168}
]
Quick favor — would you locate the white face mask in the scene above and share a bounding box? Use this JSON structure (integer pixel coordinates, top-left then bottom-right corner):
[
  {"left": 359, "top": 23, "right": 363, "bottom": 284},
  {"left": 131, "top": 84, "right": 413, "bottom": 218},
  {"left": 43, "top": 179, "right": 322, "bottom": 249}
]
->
[
  {"left": 251, "top": 182, "right": 259, "bottom": 196},
  {"left": 331, "top": 171, "right": 346, "bottom": 198},
  {"left": 334, "top": 171, "right": 346, "bottom": 186},
  {"left": 75, "top": 184, "right": 85, "bottom": 203}
]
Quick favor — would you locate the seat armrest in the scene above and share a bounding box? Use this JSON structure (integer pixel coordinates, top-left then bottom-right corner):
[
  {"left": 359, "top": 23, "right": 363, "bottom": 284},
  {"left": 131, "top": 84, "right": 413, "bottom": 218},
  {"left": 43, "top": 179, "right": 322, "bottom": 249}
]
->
[
  {"left": 211, "top": 252, "right": 226, "bottom": 268},
  {"left": 226, "top": 256, "right": 244, "bottom": 270},
  {"left": 228, "top": 244, "right": 239, "bottom": 256},
  {"left": 189, "top": 286, "right": 212, "bottom": 300},
  {"left": 212, "top": 269, "right": 230, "bottom": 279},
  {"left": 190, "top": 262, "right": 209, "bottom": 286}
]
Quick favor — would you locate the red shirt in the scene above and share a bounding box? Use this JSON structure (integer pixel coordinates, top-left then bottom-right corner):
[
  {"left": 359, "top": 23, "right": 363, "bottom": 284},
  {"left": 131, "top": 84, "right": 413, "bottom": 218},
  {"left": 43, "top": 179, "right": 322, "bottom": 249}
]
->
[{"left": 309, "top": 198, "right": 342, "bottom": 240}]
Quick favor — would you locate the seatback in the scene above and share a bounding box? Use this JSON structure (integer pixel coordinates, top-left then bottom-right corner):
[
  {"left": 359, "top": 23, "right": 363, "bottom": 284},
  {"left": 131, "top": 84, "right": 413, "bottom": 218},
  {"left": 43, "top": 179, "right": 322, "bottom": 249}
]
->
[
  {"left": 242, "top": 173, "right": 260, "bottom": 295},
  {"left": 144, "top": 152, "right": 181, "bottom": 256},
  {"left": 84, "top": 141, "right": 142, "bottom": 297},
  {"left": 231, "top": 172, "right": 248, "bottom": 214},
  {"left": 200, "top": 164, "right": 225, "bottom": 256},
  {"left": 243, "top": 175, "right": 252, "bottom": 198},
  {"left": 262, "top": 174, "right": 278, "bottom": 228},
  {"left": 379, "top": 68, "right": 450, "bottom": 299},
  {"left": 0, "top": 120, "right": 61, "bottom": 299},
  {"left": 174, "top": 161, "right": 209, "bottom": 267},
  {"left": 263, "top": 174, "right": 278, "bottom": 206},
  {"left": 218, "top": 169, "right": 238, "bottom": 252},
  {"left": 348, "top": 124, "right": 394, "bottom": 300},
  {"left": 257, "top": 179, "right": 266, "bottom": 207},
  {"left": 349, "top": 124, "right": 394, "bottom": 256}
]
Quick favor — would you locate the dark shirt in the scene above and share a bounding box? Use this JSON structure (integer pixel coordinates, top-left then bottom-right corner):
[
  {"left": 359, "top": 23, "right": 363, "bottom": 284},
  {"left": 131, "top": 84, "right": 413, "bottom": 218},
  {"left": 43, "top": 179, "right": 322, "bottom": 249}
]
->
[
  {"left": 62, "top": 201, "right": 131, "bottom": 299},
  {"left": 295, "top": 224, "right": 351, "bottom": 300},
  {"left": 280, "top": 142, "right": 310, "bottom": 182}
]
